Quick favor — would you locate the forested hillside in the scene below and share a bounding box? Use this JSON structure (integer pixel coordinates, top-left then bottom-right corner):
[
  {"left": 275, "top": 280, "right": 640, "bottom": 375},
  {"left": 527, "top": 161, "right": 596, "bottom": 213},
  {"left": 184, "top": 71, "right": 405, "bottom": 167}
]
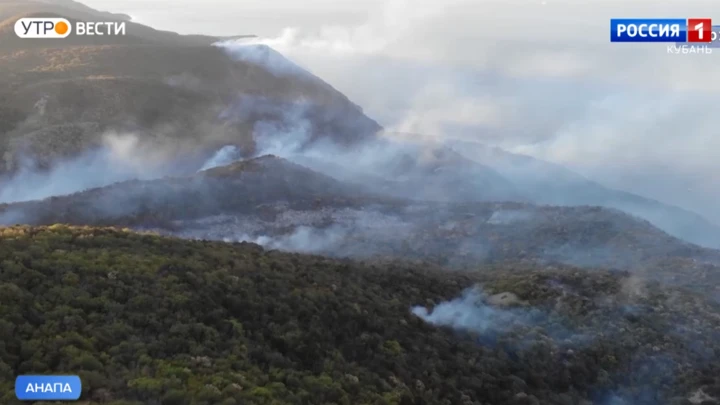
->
[{"left": 1, "top": 225, "right": 719, "bottom": 405}]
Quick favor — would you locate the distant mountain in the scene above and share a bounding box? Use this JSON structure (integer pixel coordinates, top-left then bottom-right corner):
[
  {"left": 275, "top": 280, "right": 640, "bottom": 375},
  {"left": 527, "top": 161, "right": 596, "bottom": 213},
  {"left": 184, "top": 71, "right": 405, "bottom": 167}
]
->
[
  {"left": 446, "top": 139, "right": 720, "bottom": 249},
  {"left": 376, "top": 147, "right": 525, "bottom": 202},
  {"left": 293, "top": 145, "right": 526, "bottom": 203}
]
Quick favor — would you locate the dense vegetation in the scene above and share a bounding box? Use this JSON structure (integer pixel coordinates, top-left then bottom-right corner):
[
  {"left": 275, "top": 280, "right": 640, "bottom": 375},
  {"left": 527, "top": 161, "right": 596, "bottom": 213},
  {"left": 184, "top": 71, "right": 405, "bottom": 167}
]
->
[{"left": 1, "top": 225, "right": 719, "bottom": 405}]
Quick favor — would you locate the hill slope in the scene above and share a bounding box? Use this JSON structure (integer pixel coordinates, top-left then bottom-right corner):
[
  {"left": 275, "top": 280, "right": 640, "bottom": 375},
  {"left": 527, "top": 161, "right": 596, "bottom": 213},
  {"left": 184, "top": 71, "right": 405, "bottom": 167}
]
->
[
  {"left": 0, "top": 0, "right": 381, "bottom": 175},
  {"left": 446, "top": 139, "right": 720, "bottom": 249},
  {"left": 3, "top": 155, "right": 719, "bottom": 295},
  {"left": 0, "top": 225, "right": 718, "bottom": 405}
]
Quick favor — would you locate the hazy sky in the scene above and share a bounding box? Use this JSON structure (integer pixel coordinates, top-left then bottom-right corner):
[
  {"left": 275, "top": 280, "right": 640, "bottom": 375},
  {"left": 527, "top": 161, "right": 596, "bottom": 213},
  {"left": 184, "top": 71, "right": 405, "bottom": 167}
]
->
[
  {"left": 81, "top": 0, "right": 381, "bottom": 36},
  {"left": 80, "top": 0, "right": 720, "bottom": 223}
]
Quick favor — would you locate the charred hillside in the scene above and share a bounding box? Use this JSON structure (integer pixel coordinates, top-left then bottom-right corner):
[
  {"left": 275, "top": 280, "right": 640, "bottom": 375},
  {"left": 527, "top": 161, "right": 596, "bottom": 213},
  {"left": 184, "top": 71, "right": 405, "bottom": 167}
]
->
[
  {"left": 0, "top": 155, "right": 381, "bottom": 227},
  {"left": 2, "top": 155, "right": 720, "bottom": 295},
  {"left": 0, "top": 225, "right": 718, "bottom": 405}
]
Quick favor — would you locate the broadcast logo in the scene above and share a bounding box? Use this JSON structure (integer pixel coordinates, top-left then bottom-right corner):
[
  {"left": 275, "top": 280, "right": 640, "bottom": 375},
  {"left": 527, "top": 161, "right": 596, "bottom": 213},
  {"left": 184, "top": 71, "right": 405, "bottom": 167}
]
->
[
  {"left": 14, "top": 17, "right": 127, "bottom": 38},
  {"left": 15, "top": 18, "right": 72, "bottom": 38},
  {"left": 610, "top": 18, "right": 718, "bottom": 54},
  {"left": 610, "top": 18, "right": 712, "bottom": 42}
]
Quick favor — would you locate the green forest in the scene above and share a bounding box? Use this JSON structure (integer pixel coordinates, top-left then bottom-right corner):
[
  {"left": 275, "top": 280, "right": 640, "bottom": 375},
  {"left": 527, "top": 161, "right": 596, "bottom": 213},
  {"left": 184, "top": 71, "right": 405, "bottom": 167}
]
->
[{"left": 1, "top": 225, "right": 719, "bottom": 405}]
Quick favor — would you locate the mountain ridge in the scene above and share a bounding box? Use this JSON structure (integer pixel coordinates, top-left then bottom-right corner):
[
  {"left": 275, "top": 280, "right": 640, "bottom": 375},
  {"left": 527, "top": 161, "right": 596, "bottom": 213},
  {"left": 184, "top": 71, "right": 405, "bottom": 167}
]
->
[
  {"left": 3, "top": 154, "right": 719, "bottom": 296},
  {"left": 443, "top": 138, "right": 720, "bottom": 249}
]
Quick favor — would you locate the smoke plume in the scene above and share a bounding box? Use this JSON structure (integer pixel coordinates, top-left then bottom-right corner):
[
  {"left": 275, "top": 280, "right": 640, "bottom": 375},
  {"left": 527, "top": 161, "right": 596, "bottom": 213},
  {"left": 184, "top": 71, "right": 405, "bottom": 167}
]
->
[
  {"left": 197, "top": 145, "right": 242, "bottom": 172},
  {"left": 0, "top": 133, "right": 178, "bottom": 204},
  {"left": 411, "top": 286, "right": 531, "bottom": 334},
  {"left": 218, "top": 0, "right": 719, "bottom": 226}
]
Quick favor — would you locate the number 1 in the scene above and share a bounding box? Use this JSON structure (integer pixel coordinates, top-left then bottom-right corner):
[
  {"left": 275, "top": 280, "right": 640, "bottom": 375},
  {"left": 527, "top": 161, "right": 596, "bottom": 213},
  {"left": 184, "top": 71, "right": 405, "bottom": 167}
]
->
[{"left": 695, "top": 22, "right": 705, "bottom": 39}]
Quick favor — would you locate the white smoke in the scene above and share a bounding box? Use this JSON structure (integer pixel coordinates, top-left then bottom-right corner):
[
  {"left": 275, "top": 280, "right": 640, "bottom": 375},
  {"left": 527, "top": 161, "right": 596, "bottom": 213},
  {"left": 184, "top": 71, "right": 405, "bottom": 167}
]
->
[
  {"left": 253, "top": 114, "right": 313, "bottom": 157},
  {"left": 215, "top": 42, "right": 313, "bottom": 79},
  {"left": 229, "top": 225, "right": 346, "bottom": 254},
  {"left": 411, "top": 286, "right": 527, "bottom": 334},
  {"left": 197, "top": 145, "right": 242, "bottom": 172},
  {"left": 0, "top": 133, "right": 173, "bottom": 203},
  {"left": 164, "top": 208, "right": 420, "bottom": 257}
]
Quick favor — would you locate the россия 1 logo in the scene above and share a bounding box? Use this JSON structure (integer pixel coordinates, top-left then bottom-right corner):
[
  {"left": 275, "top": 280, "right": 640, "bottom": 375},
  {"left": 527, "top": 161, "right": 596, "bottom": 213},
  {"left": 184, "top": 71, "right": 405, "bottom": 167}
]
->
[
  {"left": 610, "top": 18, "right": 717, "bottom": 54},
  {"left": 610, "top": 18, "right": 712, "bottom": 42},
  {"left": 14, "top": 17, "right": 126, "bottom": 38}
]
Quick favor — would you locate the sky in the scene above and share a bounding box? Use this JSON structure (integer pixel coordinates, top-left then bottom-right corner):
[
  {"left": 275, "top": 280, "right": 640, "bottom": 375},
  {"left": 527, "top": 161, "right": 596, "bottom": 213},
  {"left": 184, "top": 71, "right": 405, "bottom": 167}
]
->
[{"left": 80, "top": 0, "right": 720, "bottom": 223}]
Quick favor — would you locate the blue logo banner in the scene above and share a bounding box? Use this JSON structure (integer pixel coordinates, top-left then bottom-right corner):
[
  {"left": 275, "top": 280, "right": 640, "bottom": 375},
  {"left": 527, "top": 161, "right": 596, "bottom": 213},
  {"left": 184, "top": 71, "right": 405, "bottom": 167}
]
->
[
  {"left": 15, "top": 375, "right": 82, "bottom": 401},
  {"left": 610, "top": 18, "right": 688, "bottom": 42}
]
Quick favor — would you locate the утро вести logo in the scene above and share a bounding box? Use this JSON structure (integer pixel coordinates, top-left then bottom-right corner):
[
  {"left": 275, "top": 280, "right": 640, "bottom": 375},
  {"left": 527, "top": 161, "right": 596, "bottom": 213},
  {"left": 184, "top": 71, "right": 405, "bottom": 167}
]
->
[
  {"left": 15, "top": 18, "right": 72, "bottom": 38},
  {"left": 14, "top": 17, "right": 126, "bottom": 38}
]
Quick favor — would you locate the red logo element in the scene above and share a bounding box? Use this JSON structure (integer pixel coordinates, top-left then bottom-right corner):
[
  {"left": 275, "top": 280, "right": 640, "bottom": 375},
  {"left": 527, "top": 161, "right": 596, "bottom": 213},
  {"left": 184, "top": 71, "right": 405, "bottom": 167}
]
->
[{"left": 687, "top": 18, "right": 712, "bottom": 42}]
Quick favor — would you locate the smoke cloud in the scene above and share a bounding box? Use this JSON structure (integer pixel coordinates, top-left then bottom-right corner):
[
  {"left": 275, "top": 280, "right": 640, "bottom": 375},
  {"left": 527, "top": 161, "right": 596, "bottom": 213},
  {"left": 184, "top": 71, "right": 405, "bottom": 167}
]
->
[
  {"left": 411, "top": 286, "right": 532, "bottom": 335},
  {"left": 216, "top": 43, "right": 315, "bottom": 80},
  {"left": 230, "top": 225, "right": 346, "bottom": 254},
  {"left": 0, "top": 133, "right": 179, "bottom": 204},
  {"left": 215, "top": 0, "right": 719, "bottom": 226},
  {"left": 412, "top": 284, "right": 602, "bottom": 351}
]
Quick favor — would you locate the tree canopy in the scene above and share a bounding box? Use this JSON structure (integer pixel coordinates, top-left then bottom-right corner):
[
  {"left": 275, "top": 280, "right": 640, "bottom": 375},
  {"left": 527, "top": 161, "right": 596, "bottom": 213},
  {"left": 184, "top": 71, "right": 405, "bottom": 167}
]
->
[{"left": 0, "top": 225, "right": 718, "bottom": 405}]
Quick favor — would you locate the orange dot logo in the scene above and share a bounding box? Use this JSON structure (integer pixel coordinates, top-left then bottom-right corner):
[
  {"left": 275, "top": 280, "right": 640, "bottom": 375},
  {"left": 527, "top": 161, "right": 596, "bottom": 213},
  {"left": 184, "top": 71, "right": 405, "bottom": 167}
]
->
[{"left": 54, "top": 21, "right": 68, "bottom": 35}]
